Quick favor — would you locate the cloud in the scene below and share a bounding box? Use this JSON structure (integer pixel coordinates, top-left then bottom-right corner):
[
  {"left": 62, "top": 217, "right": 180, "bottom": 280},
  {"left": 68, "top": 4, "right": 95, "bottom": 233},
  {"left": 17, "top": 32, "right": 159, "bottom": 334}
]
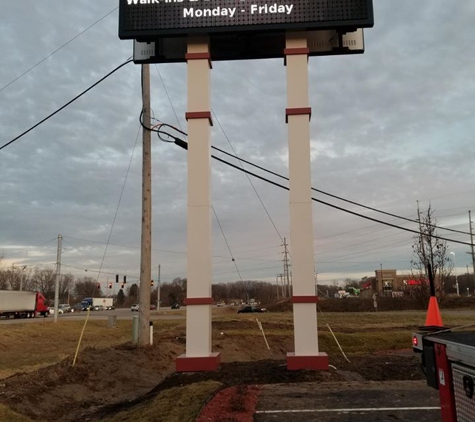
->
[{"left": 1, "top": 0, "right": 474, "bottom": 287}]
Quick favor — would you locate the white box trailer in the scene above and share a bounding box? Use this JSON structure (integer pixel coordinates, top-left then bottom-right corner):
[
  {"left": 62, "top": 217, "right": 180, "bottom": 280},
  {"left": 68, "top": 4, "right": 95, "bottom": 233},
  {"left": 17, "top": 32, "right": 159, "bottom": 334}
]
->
[
  {"left": 0, "top": 290, "right": 49, "bottom": 318},
  {"left": 92, "top": 297, "right": 114, "bottom": 310}
]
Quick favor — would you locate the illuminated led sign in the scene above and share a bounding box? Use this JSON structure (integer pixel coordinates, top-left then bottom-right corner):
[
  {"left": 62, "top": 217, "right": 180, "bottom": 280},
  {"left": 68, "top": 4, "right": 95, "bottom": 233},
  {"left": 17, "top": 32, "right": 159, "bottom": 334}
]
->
[{"left": 119, "top": 0, "right": 374, "bottom": 39}]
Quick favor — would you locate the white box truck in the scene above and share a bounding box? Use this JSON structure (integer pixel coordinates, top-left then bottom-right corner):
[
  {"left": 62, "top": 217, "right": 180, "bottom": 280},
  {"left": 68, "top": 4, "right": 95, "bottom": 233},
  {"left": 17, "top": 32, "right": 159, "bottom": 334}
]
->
[
  {"left": 0, "top": 290, "right": 50, "bottom": 318},
  {"left": 81, "top": 297, "right": 114, "bottom": 310},
  {"left": 93, "top": 297, "right": 114, "bottom": 310}
]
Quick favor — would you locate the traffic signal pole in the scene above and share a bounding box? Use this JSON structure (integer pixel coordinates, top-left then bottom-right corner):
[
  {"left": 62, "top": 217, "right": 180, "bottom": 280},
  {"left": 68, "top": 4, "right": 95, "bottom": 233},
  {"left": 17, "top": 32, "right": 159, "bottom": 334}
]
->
[{"left": 138, "top": 63, "right": 152, "bottom": 346}]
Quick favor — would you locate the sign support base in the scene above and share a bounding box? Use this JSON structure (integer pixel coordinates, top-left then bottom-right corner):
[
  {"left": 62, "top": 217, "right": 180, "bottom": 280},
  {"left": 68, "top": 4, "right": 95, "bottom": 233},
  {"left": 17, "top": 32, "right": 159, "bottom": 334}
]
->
[{"left": 176, "top": 352, "right": 221, "bottom": 372}]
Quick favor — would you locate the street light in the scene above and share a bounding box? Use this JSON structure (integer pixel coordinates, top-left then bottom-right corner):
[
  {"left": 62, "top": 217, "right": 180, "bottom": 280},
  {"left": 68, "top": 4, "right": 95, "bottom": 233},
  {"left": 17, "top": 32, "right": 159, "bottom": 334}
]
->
[{"left": 450, "top": 252, "right": 460, "bottom": 296}]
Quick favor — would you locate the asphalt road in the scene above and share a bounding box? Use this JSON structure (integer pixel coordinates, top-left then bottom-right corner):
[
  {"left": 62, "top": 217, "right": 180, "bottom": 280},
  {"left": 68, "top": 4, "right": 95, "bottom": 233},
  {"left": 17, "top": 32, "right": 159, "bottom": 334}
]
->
[
  {"left": 255, "top": 381, "right": 441, "bottom": 422},
  {"left": 0, "top": 307, "right": 185, "bottom": 324}
]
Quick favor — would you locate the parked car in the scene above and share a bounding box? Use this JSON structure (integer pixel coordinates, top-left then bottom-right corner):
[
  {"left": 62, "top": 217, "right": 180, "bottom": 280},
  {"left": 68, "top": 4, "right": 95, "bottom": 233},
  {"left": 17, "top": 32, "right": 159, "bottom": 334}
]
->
[
  {"left": 237, "top": 306, "right": 266, "bottom": 314},
  {"left": 150, "top": 304, "right": 157, "bottom": 310},
  {"left": 131, "top": 304, "right": 139, "bottom": 311},
  {"left": 171, "top": 303, "right": 180, "bottom": 309}
]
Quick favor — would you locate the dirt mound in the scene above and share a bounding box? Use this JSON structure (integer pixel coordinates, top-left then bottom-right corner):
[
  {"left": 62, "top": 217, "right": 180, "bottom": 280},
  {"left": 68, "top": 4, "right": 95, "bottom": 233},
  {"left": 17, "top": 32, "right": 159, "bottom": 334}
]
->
[
  {"left": 0, "top": 324, "right": 423, "bottom": 422},
  {"left": 0, "top": 340, "right": 184, "bottom": 422}
]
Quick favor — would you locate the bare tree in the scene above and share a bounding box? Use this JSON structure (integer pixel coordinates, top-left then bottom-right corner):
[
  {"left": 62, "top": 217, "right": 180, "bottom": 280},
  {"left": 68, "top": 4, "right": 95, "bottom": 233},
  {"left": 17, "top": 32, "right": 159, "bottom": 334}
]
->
[
  {"left": 411, "top": 205, "right": 451, "bottom": 297},
  {"left": 59, "top": 273, "right": 75, "bottom": 302},
  {"left": 0, "top": 255, "right": 9, "bottom": 290},
  {"left": 74, "top": 277, "right": 102, "bottom": 299},
  {"left": 0, "top": 267, "right": 9, "bottom": 290},
  {"left": 31, "top": 268, "right": 56, "bottom": 300}
]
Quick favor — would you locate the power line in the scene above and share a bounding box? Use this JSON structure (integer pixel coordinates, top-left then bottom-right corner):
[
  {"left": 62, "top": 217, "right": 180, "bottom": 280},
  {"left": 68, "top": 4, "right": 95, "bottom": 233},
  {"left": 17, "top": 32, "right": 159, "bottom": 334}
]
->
[
  {"left": 212, "top": 205, "right": 243, "bottom": 281},
  {"left": 210, "top": 145, "right": 470, "bottom": 236},
  {"left": 61, "top": 263, "right": 140, "bottom": 280},
  {"left": 151, "top": 121, "right": 470, "bottom": 237},
  {"left": 0, "top": 58, "right": 132, "bottom": 151},
  {"left": 212, "top": 111, "right": 286, "bottom": 244},
  {"left": 153, "top": 65, "right": 183, "bottom": 130},
  {"left": 170, "top": 138, "right": 474, "bottom": 248},
  {"left": 0, "top": 7, "right": 118, "bottom": 95},
  {"left": 1, "top": 237, "right": 58, "bottom": 260},
  {"left": 92, "top": 123, "right": 142, "bottom": 285}
]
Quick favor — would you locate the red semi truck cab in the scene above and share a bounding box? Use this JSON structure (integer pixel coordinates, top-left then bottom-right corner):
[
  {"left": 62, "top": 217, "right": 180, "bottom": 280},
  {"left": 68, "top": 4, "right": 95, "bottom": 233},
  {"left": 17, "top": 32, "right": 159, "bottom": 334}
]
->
[{"left": 35, "top": 292, "right": 49, "bottom": 316}]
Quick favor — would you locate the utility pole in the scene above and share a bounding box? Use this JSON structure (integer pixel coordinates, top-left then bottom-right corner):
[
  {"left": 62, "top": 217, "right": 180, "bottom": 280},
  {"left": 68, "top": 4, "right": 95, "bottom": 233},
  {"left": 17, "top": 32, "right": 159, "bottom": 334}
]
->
[
  {"left": 467, "top": 265, "right": 471, "bottom": 293},
  {"left": 450, "top": 252, "right": 459, "bottom": 296},
  {"left": 469, "top": 210, "right": 475, "bottom": 292},
  {"left": 276, "top": 275, "right": 280, "bottom": 300},
  {"left": 283, "top": 238, "right": 291, "bottom": 298},
  {"left": 54, "top": 234, "right": 62, "bottom": 323},
  {"left": 157, "top": 264, "right": 161, "bottom": 312},
  {"left": 138, "top": 63, "right": 152, "bottom": 346}
]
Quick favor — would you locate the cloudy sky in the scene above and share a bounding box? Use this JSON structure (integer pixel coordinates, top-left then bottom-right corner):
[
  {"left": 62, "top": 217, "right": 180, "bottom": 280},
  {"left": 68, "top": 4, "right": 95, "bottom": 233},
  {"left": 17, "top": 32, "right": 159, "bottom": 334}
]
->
[{"left": 1, "top": 1, "right": 474, "bottom": 290}]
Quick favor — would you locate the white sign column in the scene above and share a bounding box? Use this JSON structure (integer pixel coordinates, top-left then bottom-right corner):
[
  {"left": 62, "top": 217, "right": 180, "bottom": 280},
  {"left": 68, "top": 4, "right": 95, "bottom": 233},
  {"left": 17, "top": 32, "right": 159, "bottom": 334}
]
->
[
  {"left": 176, "top": 37, "right": 220, "bottom": 372},
  {"left": 284, "top": 32, "right": 328, "bottom": 370}
]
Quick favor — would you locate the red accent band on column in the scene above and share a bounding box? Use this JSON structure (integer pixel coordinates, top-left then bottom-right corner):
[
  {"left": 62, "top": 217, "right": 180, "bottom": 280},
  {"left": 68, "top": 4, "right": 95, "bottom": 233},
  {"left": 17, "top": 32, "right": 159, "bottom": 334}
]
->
[
  {"left": 284, "top": 47, "right": 310, "bottom": 66},
  {"left": 185, "top": 111, "right": 213, "bottom": 126},
  {"left": 287, "top": 352, "right": 329, "bottom": 370},
  {"left": 290, "top": 295, "right": 319, "bottom": 304},
  {"left": 183, "top": 297, "right": 214, "bottom": 305},
  {"left": 185, "top": 52, "right": 212, "bottom": 69},
  {"left": 176, "top": 352, "right": 221, "bottom": 372},
  {"left": 284, "top": 48, "right": 310, "bottom": 56},
  {"left": 285, "top": 107, "right": 312, "bottom": 123}
]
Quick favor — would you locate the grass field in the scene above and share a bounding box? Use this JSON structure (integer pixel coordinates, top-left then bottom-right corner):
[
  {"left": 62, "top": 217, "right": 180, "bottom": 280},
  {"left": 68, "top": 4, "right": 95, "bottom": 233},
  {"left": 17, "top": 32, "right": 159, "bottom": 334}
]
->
[
  {"left": 1, "top": 309, "right": 472, "bottom": 380},
  {"left": 1, "top": 309, "right": 473, "bottom": 422}
]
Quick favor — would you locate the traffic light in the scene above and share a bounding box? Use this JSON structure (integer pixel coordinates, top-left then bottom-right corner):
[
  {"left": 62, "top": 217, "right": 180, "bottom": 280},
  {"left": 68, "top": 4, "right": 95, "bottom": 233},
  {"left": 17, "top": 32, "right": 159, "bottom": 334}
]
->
[
  {"left": 151, "top": 280, "right": 154, "bottom": 287},
  {"left": 123, "top": 275, "right": 127, "bottom": 284},
  {"left": 115, "top": 274, "right": 119, "bottom": 283},
  {"left": 109, "top": 282, "right": 112, "bottom": 289},
  {"left": 121, "top": 283, "right": 124, "bottom": 289},
  {"left": 97, "top": 283, "right": 100, "bottom": 290}
]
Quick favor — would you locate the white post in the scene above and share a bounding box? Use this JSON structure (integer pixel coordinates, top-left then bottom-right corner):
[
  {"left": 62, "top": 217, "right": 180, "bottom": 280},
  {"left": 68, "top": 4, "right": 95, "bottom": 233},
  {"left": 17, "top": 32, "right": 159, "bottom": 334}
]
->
[
  {"left": 285, "top": 32, "right": 327, "bottom": 370},
  {"left": 176, "top": 37, "right": 219, "bottom": 372}
]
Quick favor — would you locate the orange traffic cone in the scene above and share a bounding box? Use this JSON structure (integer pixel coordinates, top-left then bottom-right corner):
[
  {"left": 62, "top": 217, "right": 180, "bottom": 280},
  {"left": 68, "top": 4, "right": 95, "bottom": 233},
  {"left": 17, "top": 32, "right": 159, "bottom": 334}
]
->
[{"left": 425, "top": 296, "right": 443, "bottom": 327}]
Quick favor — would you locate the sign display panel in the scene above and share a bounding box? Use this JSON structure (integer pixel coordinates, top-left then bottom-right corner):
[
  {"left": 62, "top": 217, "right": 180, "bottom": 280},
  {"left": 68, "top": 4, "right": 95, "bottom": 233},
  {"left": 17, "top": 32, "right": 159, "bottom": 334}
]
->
[{"left": 119, "top": 0, "right": 374, "bottom": 39}]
